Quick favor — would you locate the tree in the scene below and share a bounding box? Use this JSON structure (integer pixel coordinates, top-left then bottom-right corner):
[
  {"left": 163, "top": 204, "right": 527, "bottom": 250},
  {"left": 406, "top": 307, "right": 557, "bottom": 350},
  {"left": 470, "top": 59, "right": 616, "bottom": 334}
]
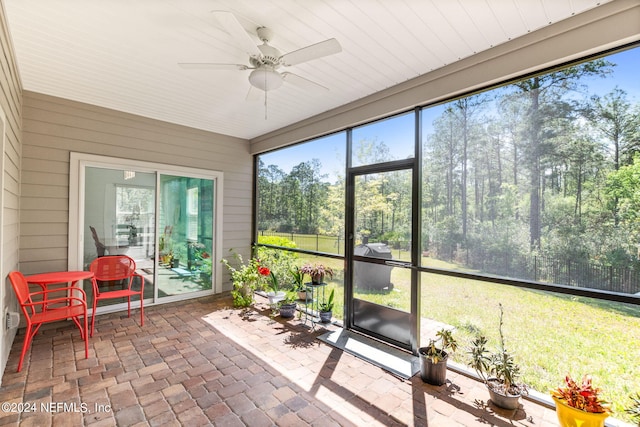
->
[
  {"left": 589, "top": 88, "right": 640, "bottom": 169},
  {"left": 588, "top": 88, "right": 640, "bottom": 225},
  {"left": 511, "top": 59, "right": 613, "bottom": 249}
]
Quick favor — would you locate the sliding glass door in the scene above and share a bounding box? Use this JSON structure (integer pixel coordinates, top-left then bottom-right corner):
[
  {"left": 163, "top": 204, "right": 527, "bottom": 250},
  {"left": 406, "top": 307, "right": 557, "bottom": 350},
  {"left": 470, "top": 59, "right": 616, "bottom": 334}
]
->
[
  {"left": 157, "top": 174, "right": 214, "bottom": 298},
  {"left": 83, "top": 167, "right": 156, "bottom": 308},
  {"left": 70, "top": 153, "right": 223, "bottom": 312}
]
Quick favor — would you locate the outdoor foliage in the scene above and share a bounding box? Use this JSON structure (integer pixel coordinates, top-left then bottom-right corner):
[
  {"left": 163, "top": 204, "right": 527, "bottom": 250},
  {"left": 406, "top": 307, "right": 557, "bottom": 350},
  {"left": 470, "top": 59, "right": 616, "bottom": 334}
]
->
[{"left": 257, "top": 47, "right": 640, "bottom": 294}]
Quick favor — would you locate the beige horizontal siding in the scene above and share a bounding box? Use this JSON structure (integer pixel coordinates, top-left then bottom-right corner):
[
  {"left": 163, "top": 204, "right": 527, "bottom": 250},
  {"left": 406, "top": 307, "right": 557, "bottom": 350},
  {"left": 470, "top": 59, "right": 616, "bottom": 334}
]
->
[
  {"left": 21, "top": 91, "right": 253, "bottom": 290},
  {"left": 0, "top": 3, "right": 23, "bottom": 382}
]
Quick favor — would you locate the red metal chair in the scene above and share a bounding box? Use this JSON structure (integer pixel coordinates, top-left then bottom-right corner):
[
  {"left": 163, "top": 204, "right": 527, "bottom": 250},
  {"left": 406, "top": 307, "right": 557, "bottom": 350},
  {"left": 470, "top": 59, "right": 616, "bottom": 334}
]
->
[
  {"left": 89, "top": 255, "right": 144, "bottom": 336},
  {"left": 8, "top": 271, "right": 89, "bottom": 372}
]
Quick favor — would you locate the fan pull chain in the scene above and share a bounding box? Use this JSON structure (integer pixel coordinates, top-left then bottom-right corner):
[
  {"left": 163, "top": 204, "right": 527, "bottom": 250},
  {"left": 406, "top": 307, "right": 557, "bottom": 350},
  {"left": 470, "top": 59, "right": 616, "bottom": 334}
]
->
[{"left": 264, "top": 71, "right": 268, "bottom": 120}]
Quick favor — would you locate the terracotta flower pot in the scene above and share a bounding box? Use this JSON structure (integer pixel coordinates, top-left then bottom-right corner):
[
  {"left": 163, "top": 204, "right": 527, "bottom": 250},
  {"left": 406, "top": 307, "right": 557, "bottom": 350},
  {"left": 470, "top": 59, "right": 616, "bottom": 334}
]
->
[{"left": 552, "top": 397, "right": 609, "bottom": 427}]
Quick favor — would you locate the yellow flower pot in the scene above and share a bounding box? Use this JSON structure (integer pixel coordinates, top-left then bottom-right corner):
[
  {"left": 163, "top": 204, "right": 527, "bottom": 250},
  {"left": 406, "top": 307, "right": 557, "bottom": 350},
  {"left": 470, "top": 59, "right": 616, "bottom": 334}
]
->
[{"left": 552, "top": 397, "right": 609, "bottom": 427}]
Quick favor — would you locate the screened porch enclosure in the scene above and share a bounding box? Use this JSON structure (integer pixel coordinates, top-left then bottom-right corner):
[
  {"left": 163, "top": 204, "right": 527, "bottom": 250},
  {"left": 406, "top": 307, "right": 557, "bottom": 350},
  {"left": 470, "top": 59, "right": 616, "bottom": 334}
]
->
[{"left": 255, "top": 44, "right": 640, "bottom": 422}]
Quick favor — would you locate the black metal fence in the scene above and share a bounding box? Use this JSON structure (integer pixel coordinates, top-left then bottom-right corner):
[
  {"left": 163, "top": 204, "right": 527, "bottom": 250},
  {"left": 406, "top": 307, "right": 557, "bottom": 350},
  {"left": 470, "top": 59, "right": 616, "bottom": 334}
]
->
[
  {"left": 259, "top": 231, "right": 640, "bottom": 294},
  {"left": 466, "top": 249, "right": 640, "bottom": 294}
]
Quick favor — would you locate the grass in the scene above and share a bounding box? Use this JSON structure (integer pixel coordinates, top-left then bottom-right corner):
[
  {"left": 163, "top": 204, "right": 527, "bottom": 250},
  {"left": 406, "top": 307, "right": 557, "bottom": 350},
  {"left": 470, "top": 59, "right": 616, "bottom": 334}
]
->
[
  {"left": 287, "top": 251, "right": 639, "bottom": 422},
  {"left": 421, "top": 272, "right": 639, "bottom": 421},
  {"left": 261, "top": 234, "right": 639, "bottom": 422}
]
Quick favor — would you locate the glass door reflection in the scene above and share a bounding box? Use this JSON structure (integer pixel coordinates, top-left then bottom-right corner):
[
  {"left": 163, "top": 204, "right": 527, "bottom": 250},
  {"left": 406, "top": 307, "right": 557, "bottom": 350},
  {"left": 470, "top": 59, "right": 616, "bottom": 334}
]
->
[
  {"left": 83, "top": 167, "right": 156, "bottom": 307},
  {"left": 157, "top": 175, "right": 214, "bottom": 298}
]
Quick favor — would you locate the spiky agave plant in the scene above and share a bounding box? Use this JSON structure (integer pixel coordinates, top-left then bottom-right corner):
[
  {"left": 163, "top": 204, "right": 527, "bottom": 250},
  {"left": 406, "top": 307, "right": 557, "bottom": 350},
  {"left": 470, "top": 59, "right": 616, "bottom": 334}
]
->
[{"left": 626, "top": 392, "right": 640, "bottom": 426}]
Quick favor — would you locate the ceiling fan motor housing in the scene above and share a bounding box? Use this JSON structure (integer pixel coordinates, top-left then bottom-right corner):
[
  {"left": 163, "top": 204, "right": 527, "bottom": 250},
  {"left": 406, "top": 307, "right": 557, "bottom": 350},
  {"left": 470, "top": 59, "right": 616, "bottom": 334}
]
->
[{"left": 253, "top": 43, "right": 282, "bottom": 67}]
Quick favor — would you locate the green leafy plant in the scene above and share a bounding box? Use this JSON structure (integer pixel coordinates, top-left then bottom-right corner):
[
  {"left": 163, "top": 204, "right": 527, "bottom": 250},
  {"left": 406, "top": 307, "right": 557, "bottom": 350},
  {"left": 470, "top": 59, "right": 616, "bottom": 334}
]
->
[
  {"left": 278, "top": 291, "right": 298, "bottom": 306},
  {"left": 467, "top": 303, "right": 527, "bottom": 397},
  {"left": 221, "top": 251, "right": 270, "bottom": 307},
  {"left": 626, "top": 392, "right": 640, "bottom": 426},
  {"left": 319, "top": 288, "right": 335, "bottom": 312},
  {"left": 300, "top": 263, "right": 334, "bottom": 284},
  {"left": 255, "top": 238, "right": 298, "bottom": 287},
  {"left": 422, "top": 328, "right": 457, "bottom": 364},
  {"left": 267, "top": 271, "right": 280, "bottom": 293},
  {"left": 551, "top": 374, "right": 610, "bottom": 414},
  {"left": 291, "top": 266, "right": 305, "bottom": 291}
]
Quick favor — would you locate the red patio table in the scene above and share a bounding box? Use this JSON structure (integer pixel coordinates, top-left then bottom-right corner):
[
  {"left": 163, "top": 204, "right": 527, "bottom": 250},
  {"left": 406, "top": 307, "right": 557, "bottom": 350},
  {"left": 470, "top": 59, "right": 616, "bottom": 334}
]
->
[{"left": 26, "top": 271, "right": 94, "bottom": 309}]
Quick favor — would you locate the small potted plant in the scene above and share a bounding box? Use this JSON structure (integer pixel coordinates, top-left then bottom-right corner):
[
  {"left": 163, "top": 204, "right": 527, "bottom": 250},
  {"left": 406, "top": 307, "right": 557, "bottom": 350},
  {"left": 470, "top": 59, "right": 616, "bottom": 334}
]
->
[
  {"left": 266, "top": 270, "right": 285, "bottom": 305},
  {"left": 278, "top": 291, "right": 298, "bottom": 318},
  {"left": 300, "top": 262, "right": 334, "bottom": 285},
  {"left": 467, "top": 303, "right": 527, "bottom": 410},
  {"left": 418, "top": 328, "right": 457, "bottom": 386},
  {"left": 626, "top": 392, "right": 640, "bottom": 427},
  {"left": 551, "top": 374, "right": 610, "bottom": 427},
  {"left": 291, "top": 266, "right": 307, "bottom": 300},
  {"left": 318, "top": 288, "right": 335, "bottom": 323}
]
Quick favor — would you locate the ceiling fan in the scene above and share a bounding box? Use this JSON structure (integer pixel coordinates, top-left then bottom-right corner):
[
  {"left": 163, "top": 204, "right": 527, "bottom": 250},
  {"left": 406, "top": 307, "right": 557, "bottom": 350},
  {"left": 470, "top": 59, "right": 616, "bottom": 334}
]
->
[{"left": 179, "top": 11, "right": 342, "bottom": 96}]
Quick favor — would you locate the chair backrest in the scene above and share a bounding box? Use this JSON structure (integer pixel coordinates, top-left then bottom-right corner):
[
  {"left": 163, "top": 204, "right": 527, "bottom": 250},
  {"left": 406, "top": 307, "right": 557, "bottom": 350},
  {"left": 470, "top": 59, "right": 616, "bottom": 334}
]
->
[
  {"left": 90, "top": 255, "right": 137, "bottom": 282},
  {"left": 9, "top": 271, "right": 32, "bottom": 306},
  {"left": 89, "top": 225, "right": 106, "bottom": 257}
]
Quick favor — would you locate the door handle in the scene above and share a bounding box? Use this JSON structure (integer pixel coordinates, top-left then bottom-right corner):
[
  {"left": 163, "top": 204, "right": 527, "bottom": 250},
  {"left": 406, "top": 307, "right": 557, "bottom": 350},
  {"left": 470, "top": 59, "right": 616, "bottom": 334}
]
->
[{"left": 385, "top": 260, "right": 413, "bottom": 268}]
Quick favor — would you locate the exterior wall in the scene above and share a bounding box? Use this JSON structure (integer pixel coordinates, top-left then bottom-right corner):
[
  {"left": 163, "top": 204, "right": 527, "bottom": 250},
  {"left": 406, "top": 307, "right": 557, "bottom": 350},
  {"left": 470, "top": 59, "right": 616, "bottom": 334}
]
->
[
  {"left": 21, "top": 91, "right": 253, "bottom": 281},
  {"left": 0, "top": 3, "right": 23, "bottom": 381},
  {"left": 251, "top": 0, "right": 640, "bottom": 153}
]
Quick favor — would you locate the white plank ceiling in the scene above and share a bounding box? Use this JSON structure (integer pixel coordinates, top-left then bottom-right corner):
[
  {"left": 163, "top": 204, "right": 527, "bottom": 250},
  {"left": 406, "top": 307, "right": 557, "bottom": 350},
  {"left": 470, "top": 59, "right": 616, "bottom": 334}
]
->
[{"left": 4, "top": 0, "right": 611, "bottom": 140}]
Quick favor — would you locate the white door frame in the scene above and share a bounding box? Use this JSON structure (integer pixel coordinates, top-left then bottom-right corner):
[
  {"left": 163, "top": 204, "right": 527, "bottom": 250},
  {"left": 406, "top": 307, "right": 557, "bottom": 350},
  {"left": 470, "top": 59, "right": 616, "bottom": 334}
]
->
[{"left": 69, "top": 153, "right": 224, "bottom": 308}]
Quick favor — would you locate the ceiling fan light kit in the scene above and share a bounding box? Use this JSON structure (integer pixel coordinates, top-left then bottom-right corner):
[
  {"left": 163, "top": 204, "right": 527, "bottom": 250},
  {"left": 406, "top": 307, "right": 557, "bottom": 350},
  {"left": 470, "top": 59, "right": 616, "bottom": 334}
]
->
[{"left": 248, "top": 68, "right": 282, "bottom": 91}]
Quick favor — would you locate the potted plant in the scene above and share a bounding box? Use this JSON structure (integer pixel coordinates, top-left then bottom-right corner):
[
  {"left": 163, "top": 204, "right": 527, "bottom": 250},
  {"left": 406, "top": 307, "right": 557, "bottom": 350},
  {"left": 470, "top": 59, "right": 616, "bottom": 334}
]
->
[
  {"left": 291, "top": 266, "right": 307, "bottom": 300},
  {"left": 300, "top": 262, "right": 334, "bottom": 285},
  {"left": 278, "top": 291, "right": 298, "bottom": 318},
  {"left": 199, "top": 257, "right": 212, "bottom": 286},
  {"left": 467, "top": 303, "right": 527, "bottom": 410},
  {"left": 626, "top": 392, "right": 640, "bottom": 427},
  {"left": 266, "top": 270, "right": 285, "bottom": 305},
  {"left": 318, "top": 288, "right": 335, "bottom": 323},
  {"left": 418, "top": 328, "right": 457, "bottom": 386},
  {"left": 221, "top": 251, "right": 270, "bottom": 307},
  {"left": 551, "top": 374, "right": 610, "bottom": 427}
]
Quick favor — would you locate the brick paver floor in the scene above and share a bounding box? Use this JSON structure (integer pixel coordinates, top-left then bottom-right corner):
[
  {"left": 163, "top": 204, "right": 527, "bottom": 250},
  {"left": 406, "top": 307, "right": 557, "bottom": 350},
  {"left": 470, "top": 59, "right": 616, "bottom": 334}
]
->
[{"left": 0, "top": 293, "right": 561, "bottom": 426}]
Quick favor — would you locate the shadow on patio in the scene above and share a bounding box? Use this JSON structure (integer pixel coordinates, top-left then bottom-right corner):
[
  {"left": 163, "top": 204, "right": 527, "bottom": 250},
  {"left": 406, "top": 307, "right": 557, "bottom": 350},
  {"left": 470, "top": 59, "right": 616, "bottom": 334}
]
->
[{"left": 0, "top": 294, "right": 558, "bottom": 426}]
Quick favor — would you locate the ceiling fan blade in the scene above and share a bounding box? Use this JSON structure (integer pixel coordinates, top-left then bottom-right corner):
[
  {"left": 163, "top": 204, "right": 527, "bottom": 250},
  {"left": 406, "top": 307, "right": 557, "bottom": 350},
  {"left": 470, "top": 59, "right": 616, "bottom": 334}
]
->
[
  {"left": 179, "top": 63, "right": 248, "bottom": 70},
  {"left": 282, "top": 72, "right": 329, "bottom": 91},
  {"left": 280, "top": 38, "right": 341, "bottom": 66},
  {"left": 212, "top": 11, "right": 261, "bottom": 57}
]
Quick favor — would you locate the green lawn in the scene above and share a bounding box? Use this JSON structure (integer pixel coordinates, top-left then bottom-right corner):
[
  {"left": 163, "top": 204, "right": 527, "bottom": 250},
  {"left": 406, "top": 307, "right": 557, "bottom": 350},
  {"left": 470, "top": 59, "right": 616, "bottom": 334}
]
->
[
  {"left": 260, "top": 234, "right": 639, "bottom": 422},
  {"left": 287, "top": 251, "right": 639, "bottom": 422}
]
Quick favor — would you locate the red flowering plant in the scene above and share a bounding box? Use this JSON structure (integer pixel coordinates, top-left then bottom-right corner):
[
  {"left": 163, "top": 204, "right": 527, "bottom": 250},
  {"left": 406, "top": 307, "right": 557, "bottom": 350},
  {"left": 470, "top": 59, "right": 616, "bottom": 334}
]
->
[
  {"left": 551, "top": 374, "right": 611, "bottom": 414},
  {"left": 221, "top": 251, "right": 271, "bottom": 307}
]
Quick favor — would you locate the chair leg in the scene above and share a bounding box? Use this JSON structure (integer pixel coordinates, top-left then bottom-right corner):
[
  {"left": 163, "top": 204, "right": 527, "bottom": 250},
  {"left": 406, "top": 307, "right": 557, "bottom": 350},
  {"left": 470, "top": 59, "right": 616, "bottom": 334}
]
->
[
  {"left": 17, "top": 324, "right": 34, "bottom": 373},
  {"left": 91, "top": 296, "right": 97, "bottom": 337},
  {"left": 83, "top": 313, "right": 89, "bottom": 359},
  {"left": 140, "top": 298, "right": 144, "bottom": 326},
  {"left": 127, "top": 297, "right": 131, "bottom": 318}
]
